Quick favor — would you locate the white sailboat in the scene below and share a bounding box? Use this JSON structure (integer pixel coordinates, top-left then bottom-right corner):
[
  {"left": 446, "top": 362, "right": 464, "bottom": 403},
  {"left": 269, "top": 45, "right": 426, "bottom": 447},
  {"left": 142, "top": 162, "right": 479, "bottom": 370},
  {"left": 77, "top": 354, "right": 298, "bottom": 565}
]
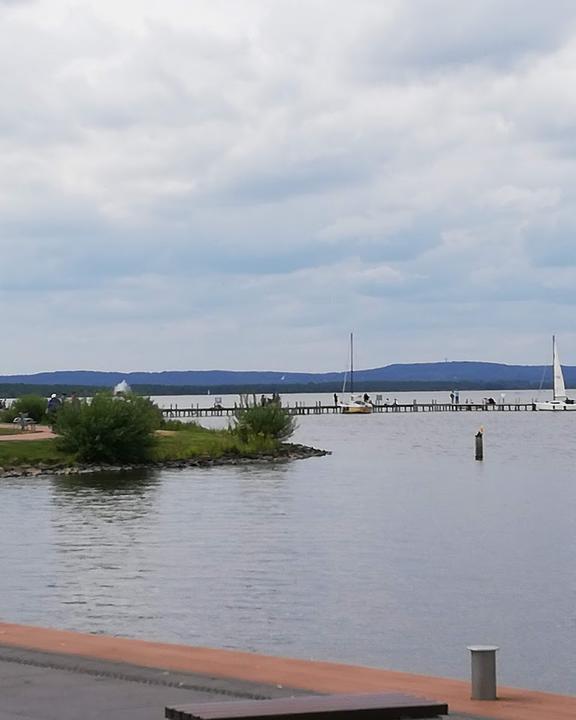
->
[
  {"left": 339, "top": 333, "right": 373, "bottom": 415},
  {"left": 534, "top": 336, "right": 576, "bottom": 411}
]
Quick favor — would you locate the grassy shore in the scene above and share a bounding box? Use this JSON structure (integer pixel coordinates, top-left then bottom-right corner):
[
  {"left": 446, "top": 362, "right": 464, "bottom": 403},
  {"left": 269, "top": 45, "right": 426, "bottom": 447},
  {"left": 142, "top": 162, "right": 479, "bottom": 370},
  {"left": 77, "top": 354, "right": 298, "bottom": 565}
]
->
[
  {"left": 0, "top": 423, "right": 283, "bottom": 469},
  {"left": 0, "top": 439, "right": 73, "bottom": 466}
]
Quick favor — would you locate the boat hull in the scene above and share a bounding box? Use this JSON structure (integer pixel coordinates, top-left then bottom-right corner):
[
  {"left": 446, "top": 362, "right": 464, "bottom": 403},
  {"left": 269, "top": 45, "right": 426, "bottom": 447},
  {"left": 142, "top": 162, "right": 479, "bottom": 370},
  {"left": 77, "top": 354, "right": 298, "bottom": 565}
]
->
[
  {"left": 534, "top": 401, "right": 576, "bottom": 411},
  {"left": 341, "top": 403, "right": 373, "bottom": 414}
]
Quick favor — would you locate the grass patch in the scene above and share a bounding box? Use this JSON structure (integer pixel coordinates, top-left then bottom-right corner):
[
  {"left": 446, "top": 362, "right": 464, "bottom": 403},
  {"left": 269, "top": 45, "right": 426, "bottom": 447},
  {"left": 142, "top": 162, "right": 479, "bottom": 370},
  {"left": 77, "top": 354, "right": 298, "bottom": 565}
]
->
[
  {"left": 0, "top": 439, "right": 74, "bottom": 466},
  {"left": 0, "top": 428, "right": 21, "bottom": 436},
  {"left": 0, "top": 424, "right": 280, "bottom": 469},
  {"left": 152, "top": 424, "right": 279, "bottom": 461}
]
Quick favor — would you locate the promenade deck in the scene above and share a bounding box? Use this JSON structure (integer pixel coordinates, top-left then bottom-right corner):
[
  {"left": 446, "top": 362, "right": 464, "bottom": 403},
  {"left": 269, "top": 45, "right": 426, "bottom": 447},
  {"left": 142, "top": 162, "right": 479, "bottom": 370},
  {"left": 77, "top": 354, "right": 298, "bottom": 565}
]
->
[{"left": 0, "top": 622, "right": 574, "bottom": 720}]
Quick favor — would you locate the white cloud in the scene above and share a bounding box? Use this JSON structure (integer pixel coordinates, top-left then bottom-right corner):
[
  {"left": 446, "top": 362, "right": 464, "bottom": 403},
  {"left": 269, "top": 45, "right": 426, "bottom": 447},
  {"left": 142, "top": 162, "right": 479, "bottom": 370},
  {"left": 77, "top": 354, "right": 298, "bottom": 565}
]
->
[{"left": 2, "top": 1, "right": 576, "bottom": 372}]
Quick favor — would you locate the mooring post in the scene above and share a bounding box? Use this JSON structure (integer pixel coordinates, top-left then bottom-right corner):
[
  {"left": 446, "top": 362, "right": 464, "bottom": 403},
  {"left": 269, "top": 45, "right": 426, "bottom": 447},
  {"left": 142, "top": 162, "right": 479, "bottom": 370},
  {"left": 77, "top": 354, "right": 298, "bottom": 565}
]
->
[
  {"left": 467, "top": 645, "right": 499, "bottom": 700},
  {"left": 475, "top": 427, "right": 484, "bottom": 461}
]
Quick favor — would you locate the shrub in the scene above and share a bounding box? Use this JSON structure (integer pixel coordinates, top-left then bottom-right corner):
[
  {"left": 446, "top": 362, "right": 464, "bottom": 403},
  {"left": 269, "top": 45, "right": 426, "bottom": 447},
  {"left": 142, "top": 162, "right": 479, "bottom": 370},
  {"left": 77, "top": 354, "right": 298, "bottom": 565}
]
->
[
  {"left": 4, "top": 395, "right": 47, "bottom": 423},
  {"left": 232, "top": 404, "right": 296, "bottom": 442},
  {"left": 55, "top": 392, "right": 163, "bottom": 463},
  {"left": 0, "top": 407, "right": 12, "bottom": 423}
]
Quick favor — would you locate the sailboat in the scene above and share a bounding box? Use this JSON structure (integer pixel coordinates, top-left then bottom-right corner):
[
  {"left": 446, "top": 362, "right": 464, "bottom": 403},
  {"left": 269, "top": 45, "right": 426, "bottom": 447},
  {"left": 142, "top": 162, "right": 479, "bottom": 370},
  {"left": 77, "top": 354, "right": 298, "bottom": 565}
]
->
[
  {"left": 339, "top": 333, "right": 373, "bottom": 415},
  {"left": 534, "top": 336, "right": 576, "bottom": 411}
]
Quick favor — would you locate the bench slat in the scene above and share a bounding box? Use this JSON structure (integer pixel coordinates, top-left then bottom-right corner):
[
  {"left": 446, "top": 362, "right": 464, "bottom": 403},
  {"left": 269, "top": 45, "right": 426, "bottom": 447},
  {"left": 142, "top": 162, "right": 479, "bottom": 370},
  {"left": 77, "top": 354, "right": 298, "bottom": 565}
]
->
[{"left": 166, "top": 693, "right": 448, "bottom": 720}]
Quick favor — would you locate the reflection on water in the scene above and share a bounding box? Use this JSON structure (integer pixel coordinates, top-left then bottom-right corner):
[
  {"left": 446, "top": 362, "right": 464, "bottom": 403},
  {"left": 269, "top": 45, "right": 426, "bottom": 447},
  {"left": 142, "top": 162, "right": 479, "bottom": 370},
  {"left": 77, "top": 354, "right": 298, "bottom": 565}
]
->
[
  {"left": 51, "top": 470, "right": 159, "bottom": 519},
  {"left": 46, "top": 471, "right": 161, "bottom": 630},
  {"left": 52, "top": 469, "right": 158, "bottom": 495},
  {"left": 1, "top": 400, "right": 576, "bottom": 695}
]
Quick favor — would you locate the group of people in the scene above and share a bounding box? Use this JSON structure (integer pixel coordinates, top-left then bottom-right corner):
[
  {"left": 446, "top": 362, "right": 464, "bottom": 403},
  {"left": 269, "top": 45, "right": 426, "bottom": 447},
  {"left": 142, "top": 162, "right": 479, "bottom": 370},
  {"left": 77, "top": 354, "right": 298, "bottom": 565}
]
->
[
  {"left": 47, "top": 392, "right": 79, "bottom": 425},
  {"left": 449, "top": 390, "right": 460, "bottom": 404},
  {"left": 333, "top": 392, "right": 373, "bottom": 405},
  {"left": 452, "top": 393, "right": 504, "bottom": 406}
]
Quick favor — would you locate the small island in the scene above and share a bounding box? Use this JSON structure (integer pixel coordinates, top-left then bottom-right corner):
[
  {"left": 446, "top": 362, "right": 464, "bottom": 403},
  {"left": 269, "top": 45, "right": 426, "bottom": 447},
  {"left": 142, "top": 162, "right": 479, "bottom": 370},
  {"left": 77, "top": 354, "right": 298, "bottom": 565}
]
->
[{"left": 0, "top": 393, "right": 328, "bottom": 478}]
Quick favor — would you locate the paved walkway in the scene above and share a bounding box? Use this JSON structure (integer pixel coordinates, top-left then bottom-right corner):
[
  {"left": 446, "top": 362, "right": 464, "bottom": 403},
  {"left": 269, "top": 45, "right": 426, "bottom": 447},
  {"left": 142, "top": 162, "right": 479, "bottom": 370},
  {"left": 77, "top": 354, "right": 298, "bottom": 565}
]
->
[
  {"left": 0, "top": 425, "right": 54, "bottom": 442},
  {"left": 0, "top": 622, "right": 573, "bottom": 719},
  {"left": 0, "top": 645, "right": 308, "bottom": 720}
]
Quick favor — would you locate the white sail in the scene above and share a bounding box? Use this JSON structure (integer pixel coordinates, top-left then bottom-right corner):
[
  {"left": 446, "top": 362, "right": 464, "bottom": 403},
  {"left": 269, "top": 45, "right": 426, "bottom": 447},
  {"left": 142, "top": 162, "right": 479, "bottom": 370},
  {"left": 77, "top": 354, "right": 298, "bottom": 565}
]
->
[
  {"left": 553, "top": 335, "right": 567, "bottom": 400},
  {"left": 534, "top": 336, "right": 576, "bottom": 410}
]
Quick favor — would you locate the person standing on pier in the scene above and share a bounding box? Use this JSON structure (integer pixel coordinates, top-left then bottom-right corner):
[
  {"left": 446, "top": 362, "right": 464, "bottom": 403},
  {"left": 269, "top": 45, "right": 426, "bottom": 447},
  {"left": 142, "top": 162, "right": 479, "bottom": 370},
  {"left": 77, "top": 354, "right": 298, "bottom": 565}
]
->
[
  {"left": 333, "top": 393, "right": 338, "bottom": 406},
  {"left": 450, "top": 391, "right": 455, "bottom": 404}
]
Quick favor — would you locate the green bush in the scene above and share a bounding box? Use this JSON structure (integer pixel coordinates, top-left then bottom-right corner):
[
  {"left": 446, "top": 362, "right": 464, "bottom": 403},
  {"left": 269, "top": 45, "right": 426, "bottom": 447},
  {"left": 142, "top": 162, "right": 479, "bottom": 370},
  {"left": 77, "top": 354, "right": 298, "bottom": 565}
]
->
[
  {"left": 3, "top": 395, "right": 47, "bottom": 423},
  {"left": 55, "top": 392, "right": 163, "bottom": 463},
  {"left": 232, "top": 404, "right": 296, "bottom": 442},
  {"left": 0, "top": 407, "right": 12, "bottom": 423}
]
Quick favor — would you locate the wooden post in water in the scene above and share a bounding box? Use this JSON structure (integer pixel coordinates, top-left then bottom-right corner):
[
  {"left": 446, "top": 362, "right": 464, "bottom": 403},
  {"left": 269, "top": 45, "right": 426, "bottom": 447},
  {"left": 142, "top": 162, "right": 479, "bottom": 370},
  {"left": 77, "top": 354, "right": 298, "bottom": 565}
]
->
[{"left": 475, "top": 427, "right": 484, "bottom": 461}]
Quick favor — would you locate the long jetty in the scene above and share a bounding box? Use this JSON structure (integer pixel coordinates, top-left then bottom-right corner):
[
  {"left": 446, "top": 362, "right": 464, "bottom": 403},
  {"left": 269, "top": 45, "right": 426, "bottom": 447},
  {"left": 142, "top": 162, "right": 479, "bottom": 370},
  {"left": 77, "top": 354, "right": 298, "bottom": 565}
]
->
[{"left": 162, "top": 401, "right": 536, "bottom": 418}]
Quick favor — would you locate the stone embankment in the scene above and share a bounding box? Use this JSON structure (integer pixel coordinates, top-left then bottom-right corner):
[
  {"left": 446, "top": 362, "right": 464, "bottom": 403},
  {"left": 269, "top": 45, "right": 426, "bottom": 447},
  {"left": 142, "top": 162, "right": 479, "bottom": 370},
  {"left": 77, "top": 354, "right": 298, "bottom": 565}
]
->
[{"left": 0, "top": 443, "right": 329, "bottom": 478}]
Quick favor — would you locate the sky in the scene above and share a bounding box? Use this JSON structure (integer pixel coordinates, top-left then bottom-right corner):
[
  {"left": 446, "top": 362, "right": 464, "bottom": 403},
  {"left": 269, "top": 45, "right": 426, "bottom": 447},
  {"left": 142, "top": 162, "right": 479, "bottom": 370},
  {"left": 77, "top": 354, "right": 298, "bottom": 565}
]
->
[{"left": 2, "top": 0, "right": 576, "bottom": 373}]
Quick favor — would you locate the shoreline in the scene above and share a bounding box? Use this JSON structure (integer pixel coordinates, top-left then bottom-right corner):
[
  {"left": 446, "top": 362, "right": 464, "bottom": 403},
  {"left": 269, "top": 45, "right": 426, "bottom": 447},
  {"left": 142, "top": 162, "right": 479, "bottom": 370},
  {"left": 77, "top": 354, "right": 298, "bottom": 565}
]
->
[
  {"left": 0, "top": 442, "right": 330, "bottom": 478},
  {"left": 0, "top": 621, "right": 574, "bottom": 719}
]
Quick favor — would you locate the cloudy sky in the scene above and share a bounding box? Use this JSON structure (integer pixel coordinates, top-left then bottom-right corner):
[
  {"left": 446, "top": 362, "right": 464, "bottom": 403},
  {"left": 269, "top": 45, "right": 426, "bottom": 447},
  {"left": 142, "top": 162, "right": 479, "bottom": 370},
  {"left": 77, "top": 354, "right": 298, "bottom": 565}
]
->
[{"left": 2, "top": 0, "right": 576, "bottom": 373}]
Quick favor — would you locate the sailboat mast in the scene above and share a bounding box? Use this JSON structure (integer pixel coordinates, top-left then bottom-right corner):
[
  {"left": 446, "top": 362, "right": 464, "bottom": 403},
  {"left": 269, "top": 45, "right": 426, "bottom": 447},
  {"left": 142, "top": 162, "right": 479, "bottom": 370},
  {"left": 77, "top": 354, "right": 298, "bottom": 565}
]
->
[
  {"left": 350, "top": 332, "right": 354, "bottom": 395},
  {"left": 553, "top": 335, "right": 556, "bottom": 400}
]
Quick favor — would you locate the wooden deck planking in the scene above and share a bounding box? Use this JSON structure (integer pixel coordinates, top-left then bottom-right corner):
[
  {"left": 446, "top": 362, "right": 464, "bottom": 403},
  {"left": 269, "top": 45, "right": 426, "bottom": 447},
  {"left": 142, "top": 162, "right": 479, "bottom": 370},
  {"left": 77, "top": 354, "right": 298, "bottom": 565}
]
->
[{"left": 165, "top": 693, "right": 449, "bottom": 720}]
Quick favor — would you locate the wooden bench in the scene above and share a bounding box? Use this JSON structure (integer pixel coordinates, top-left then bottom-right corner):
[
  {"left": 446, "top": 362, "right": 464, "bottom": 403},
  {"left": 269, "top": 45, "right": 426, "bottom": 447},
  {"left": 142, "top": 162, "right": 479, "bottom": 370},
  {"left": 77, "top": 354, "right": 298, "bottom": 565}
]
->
[
  {"left": 165, "top": 693, "right": 448, "bottom": 720},
  {"left": 12, "top": 416, "right": 36, "bottom": 432}
]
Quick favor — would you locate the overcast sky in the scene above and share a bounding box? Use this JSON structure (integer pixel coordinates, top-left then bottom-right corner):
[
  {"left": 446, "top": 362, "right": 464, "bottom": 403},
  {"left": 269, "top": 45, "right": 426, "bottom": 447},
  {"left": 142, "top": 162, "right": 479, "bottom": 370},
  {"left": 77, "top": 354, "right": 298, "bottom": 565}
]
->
[{"left": 2, "top": 0, "right": 576, "bottom": 373}]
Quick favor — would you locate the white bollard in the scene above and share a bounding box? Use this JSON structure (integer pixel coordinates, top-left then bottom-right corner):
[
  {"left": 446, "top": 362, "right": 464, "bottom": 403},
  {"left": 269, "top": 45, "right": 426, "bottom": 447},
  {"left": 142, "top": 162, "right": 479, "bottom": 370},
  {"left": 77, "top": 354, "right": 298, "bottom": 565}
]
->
[{"left": 467, "top": 645, "right": 499, "bottom": 700}]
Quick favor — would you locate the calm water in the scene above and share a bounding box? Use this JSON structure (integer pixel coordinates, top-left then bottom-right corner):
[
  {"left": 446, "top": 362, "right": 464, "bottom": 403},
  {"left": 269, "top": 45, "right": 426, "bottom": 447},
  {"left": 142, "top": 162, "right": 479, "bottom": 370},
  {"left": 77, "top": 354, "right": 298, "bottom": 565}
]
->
[{"left": 1, "top": 391, "right": 575, "bottom": 694}]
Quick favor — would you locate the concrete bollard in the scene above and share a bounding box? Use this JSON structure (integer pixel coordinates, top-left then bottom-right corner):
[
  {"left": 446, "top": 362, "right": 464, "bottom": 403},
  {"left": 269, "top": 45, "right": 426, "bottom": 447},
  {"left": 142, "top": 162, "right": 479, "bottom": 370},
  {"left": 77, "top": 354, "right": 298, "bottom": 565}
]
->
[{"left": 467, "top": 645, "right": 499, "bottom": 700}]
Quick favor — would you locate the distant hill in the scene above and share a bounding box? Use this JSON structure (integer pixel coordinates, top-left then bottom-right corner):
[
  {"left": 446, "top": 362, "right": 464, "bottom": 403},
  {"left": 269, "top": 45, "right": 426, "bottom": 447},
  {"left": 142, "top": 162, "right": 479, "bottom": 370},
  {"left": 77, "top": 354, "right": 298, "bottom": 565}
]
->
[{"left": 0, "top": 361, "right": 565, "bottom": 393}]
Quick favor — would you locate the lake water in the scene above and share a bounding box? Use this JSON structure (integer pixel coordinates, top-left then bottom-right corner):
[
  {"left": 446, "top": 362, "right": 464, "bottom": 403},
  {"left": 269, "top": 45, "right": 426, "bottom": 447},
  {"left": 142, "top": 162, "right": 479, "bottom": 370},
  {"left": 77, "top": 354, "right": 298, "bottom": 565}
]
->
[{"left": 1, "top": 390, "right": 575, "bottom": 695}]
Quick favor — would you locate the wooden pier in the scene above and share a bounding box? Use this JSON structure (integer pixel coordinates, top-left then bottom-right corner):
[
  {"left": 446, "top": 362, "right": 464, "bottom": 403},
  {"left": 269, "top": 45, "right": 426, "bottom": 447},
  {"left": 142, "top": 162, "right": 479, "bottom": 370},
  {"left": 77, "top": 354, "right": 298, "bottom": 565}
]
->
[{"left": 161, "top": 401, "right": 536, "bottom": 418}]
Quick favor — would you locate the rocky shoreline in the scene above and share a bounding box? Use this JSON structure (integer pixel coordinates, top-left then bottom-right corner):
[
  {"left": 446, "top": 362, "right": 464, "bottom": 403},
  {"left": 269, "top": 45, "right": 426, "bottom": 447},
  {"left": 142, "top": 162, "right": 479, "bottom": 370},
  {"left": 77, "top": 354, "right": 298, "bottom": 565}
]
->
[{"left": 0, "top": 443, "right": 330, "bottom": 478}]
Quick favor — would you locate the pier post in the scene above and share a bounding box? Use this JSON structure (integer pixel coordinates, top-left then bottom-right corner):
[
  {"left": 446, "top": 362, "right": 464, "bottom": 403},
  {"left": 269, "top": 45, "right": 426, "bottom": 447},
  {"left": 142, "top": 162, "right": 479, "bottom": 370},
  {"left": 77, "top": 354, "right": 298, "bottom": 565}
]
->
[
  {"left": 467, "top": 645, "right": 499, "bottom": 700},
  {"left": 475, "top": 428, "right": 484, "bottom": 461}
]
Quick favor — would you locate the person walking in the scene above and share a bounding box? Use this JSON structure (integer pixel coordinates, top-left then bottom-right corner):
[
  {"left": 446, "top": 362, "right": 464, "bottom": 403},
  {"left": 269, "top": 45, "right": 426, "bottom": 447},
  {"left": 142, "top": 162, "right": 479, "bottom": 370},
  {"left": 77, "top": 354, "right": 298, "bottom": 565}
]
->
[{"left": 46, "top": 393, "right": 62, "bottom": 427}]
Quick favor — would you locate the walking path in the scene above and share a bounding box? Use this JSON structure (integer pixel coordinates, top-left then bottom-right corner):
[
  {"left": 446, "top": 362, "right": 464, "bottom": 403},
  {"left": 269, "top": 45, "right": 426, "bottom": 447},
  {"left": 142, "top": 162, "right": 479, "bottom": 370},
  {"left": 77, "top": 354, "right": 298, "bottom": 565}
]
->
[
  {"left": 0, "top": 622, "right": 573, "bottom": 719},
  {"left": 0, "top": 425, "right": 54, "bottom": 442},
  {"left": 0, "top": 644, "right": 306, "bottom": 720}
]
